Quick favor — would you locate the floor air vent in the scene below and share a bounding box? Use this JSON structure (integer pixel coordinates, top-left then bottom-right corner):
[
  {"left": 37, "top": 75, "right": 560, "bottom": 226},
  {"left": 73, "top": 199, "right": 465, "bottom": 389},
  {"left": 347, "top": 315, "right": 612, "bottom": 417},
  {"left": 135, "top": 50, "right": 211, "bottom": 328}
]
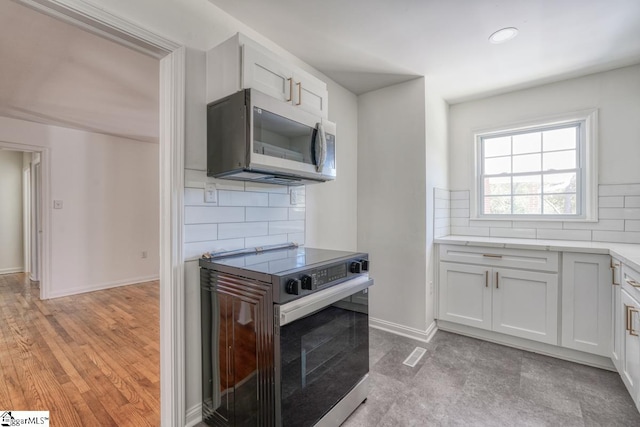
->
[{"left": 403, "top": 347, "right": 427, "bottom": 368}]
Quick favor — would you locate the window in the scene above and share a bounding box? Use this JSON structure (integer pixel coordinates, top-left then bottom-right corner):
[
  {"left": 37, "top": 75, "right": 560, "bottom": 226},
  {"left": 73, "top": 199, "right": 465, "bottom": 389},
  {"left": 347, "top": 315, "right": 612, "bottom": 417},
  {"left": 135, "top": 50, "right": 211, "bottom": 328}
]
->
[{"left": 474, "top": 111, "right": 597, "bottom": 220}]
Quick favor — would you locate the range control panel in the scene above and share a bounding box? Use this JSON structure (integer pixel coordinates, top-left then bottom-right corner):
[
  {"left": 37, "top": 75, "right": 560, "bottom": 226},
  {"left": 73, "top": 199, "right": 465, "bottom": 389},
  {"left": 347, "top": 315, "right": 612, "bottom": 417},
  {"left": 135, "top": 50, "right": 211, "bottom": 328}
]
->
[{"left": 278, "top": 256, "right": 370, "bottom": 303}]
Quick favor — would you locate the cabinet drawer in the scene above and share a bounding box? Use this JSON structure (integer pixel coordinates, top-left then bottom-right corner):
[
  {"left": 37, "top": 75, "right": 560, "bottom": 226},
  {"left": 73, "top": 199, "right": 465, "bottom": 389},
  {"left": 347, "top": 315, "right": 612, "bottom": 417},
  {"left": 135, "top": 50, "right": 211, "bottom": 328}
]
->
[
  {"left": 439, "top": 245, "right": 559, "bottom": 272},
  {"left": 622, "top": 263, "right": 640, "bottom": 301}
]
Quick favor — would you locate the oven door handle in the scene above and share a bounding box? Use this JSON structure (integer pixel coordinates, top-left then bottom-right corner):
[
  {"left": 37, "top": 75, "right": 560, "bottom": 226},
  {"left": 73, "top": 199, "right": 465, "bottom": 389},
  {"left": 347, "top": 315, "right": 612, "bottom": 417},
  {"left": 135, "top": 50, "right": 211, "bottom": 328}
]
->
[{"left": 277, "top": 276, "right": 373, "bottom": 326}]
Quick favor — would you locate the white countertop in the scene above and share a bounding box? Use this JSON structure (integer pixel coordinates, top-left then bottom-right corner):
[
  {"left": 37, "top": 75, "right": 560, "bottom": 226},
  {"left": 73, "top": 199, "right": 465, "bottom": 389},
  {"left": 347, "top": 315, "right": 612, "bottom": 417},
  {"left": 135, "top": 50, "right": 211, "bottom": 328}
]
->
[{"left": 435, "top": 235, "right": 640, "bottom": 272}]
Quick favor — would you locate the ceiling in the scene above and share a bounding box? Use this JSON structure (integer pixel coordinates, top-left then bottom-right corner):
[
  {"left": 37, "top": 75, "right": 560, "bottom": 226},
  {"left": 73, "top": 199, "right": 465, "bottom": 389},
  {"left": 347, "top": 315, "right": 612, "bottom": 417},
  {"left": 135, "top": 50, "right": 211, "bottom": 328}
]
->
[
  {"left": 1, "top": 1, "right": 638, "bottom": 143},
  {"left": 0, "top": 1, "right": 159, "bottom": 143},
  {"left": 208, "top": 0, "right": 640, "bottom": 102}
]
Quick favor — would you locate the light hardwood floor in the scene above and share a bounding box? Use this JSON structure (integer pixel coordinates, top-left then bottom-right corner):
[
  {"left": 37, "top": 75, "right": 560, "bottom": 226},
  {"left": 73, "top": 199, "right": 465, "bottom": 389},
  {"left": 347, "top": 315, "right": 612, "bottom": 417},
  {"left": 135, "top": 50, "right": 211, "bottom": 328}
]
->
[{"left": 0, "top": 273, "right": 160, "bottom": 426}]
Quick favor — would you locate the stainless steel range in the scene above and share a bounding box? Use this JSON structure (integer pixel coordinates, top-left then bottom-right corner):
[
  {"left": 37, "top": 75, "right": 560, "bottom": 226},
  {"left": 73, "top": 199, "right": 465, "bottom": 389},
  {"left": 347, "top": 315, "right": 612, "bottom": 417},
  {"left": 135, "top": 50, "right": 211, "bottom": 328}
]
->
[{"left": 200, "top": 245, "right": 373, "bottom": 426}]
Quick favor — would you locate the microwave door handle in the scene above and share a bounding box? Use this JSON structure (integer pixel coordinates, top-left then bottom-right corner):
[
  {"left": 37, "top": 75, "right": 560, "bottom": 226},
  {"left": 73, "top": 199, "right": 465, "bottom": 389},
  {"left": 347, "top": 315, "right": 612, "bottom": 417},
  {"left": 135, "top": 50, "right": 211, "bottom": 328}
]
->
[{"left": 314, "top": 122, "right": 327, "bottom": 172}]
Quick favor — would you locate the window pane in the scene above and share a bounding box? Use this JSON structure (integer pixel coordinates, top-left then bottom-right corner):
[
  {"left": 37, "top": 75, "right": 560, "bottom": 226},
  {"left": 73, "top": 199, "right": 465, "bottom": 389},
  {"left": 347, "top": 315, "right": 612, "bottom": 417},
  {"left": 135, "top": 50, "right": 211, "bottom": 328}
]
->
[
  {"left": 484, "top": 196, "right": 511, "bottom": 215},
  {"left": 484, "top": 136, "right": 511, "bottom": 157},
  {"left": 543, "top": 173, "right": 576, "bottom": 194},
  {"left": 485, "top": 156, "right": 511, "bottom": 175},
  {"left": 543, "top": 150, "right": 576, "bottom": 171},
  {"left": 513, "top": 175, "right": 541, "bottom": 195},
  {"left": 543, "top": 194, "right": 577, "bottom": 215},
  {"left": 543, "top": 127, "right": 576, "bottom": 151},
  {"left": 484, "top": 176, "right": 511, "bottom": 195},
  {"left": 513, "top": 195, "right": 541, "bottom": 215},
  {"left": 513, "top": 132, "right": 541, "bottom": 155},
  {"left": 512, "top": 153, "right": 541, "bottom": 173}
]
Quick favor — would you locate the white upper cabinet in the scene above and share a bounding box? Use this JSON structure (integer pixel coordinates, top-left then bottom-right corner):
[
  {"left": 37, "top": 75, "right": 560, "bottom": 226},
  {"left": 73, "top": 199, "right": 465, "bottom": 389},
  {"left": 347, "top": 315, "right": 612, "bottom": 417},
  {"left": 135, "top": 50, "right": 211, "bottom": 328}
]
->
[
  {"left": 242, "top": 44, "right": 294, "bottom": 102},
  {"left": 207, "top": 33, "right": 329, "bottom": 118},
  {"left": 561, "top": 253, "right": 612, "bottom": 357}
]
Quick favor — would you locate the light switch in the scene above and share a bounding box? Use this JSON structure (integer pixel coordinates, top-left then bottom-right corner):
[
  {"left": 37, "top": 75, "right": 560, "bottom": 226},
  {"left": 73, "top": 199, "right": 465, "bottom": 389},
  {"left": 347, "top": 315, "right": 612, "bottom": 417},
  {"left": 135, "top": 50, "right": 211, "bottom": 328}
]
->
[
  {"left": 53, "top": 200, "right": 63, "bottom": 209},
  {"left": 204, "top": 183, "right": 217, "bottom": 203}
]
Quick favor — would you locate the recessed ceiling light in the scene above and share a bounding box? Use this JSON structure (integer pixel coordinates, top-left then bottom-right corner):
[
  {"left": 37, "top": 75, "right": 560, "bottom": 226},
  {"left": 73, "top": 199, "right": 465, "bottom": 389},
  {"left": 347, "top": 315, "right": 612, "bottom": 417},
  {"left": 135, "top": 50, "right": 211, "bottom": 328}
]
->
[{"left": 489, "top": 27, "right": 519, "bottom": 44}]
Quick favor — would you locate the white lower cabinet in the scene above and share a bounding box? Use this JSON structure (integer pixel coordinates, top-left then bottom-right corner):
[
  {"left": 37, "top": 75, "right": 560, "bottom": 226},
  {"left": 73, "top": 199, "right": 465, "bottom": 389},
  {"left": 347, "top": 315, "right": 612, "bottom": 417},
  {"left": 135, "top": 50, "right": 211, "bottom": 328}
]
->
[
  {"left": 561, "top": 253, "right": 612, "bottom": 357},
  {"left": 439, "top": 261, "right": 558, "bottom": 345},
  {"left": 620, "top": 288, "right": 640, "bottom": 403}
]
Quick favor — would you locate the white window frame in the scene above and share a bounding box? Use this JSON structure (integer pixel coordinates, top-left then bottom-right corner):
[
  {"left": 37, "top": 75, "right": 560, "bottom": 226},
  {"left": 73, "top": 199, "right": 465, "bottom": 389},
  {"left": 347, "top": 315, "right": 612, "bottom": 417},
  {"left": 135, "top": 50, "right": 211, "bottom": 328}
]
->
[{"left": 471, "top": 109, "right": 598, "bottom": 222}]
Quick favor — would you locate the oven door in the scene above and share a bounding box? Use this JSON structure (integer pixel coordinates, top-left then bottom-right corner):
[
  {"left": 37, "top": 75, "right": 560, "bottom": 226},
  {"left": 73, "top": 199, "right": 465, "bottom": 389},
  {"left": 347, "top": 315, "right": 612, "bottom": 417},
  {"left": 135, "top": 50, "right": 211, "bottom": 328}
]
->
[{"left": 274, "top": 276, "right": 372, "bottom": 427}]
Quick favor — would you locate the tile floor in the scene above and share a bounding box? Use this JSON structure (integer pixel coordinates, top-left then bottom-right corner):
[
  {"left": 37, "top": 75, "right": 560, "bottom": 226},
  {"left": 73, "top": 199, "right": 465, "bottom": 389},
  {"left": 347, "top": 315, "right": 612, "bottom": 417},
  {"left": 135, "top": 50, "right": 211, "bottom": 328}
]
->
[{"left": 342, "top": 329, "right": 640, "bottom": 426}]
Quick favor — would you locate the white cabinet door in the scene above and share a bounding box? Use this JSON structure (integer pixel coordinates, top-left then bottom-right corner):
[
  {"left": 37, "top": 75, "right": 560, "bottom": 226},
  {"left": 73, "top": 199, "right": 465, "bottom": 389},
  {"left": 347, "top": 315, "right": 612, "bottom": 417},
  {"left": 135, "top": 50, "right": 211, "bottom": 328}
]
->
[
  {"left": 621, "top": 288, "right": 640, "bottom": 401},
  {"left": 243, "top": 44, "right": 294, "bottom": 102},
  {"left": 492, "top": 268, "right": 559, "bottom": 345},
  {"left": 612, "top": 258, "right": 623, "bottom": 370},
  {"left": 292, "top": 70, "right": 328, "bottom": 118},
  {"left": 561, "top": 253, "right": 612, "bottom": 357},
  {"left": 438, "top": 262, "right": 492, "bottom": 330}
]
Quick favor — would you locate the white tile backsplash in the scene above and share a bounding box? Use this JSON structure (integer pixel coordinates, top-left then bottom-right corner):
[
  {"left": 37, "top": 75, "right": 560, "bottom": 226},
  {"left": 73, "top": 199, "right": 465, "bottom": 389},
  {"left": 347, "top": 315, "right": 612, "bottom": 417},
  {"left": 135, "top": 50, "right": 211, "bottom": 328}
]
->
[
  {"left": 438, "top": 183, "right": 640, "bottom": 245},
  {"left": 536, "top": 229, "right": 592, "bottom": 241},
  {"left": 218, "top": 222, "right": 269, "bottom": 239},
  {"left": 592, "top": 230, "right": 640, "bottom": 244},
  {"left": 599, "top": 196, "right": 625, "bottom": 208},
  {"left": 185, "top": 206, "right": 244, "bottom": 224},
  {"left": 183, "top": 171, "right": 306, "bottom": 260},
  {"left": 246, "top": 207, "right": 288, "bottom": 222},
  {"left": 245, "top": 234, "right": 289, "bottom": 248},
  {"left": 269, "top": 193, "right": 293, "bottom": 207},
  {"left": 599, "top": 184, "right": 640, "bottom": 196},
  {"left": 184, "top": 224, "right": 218, "bottom": 243},
  {"left": 626, "top": 196, "right": 640, "bottom": 208},
  {"left": 218, "top": 190, "right": 268, "bottom": 207},
  {"left": 269, "top": 220, "right": 305, "bottom": 235},
  {"left": 599, "top": 208, "right": 640, "bottom": 220},
  {"left": 490, "top": 228, "right": 536, "bottom": 239}
]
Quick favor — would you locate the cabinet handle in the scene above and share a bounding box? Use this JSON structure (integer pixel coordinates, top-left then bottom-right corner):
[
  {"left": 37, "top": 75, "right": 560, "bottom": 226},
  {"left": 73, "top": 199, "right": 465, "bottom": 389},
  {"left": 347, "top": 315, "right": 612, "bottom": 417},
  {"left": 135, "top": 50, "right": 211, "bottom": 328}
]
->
[
  {"left": 611, "top": 266, "right": 619, "bottom": 286},
  {"left": 495, "top": 272, "right": 499, "bottom": 289},
  {"left": 625, "top": 278, "right": 640, "bottom": 288},
  {"left": 630, "top": 307, "right": 639, "bottom": 337},
  {"left": 485, "top": 271, "right": 488, "bottom": 288},
  {"left": 626, "top": 305, "right": 631, "bottom": 332},
  {"left": 296, "top": 82, "right": 302, "bottom": 105},
  {"left": 483, "top": 254, "right": 503, "bottom": 258},
  {"left": 285, "top": 78, "right": 293, "bottom": 102}
]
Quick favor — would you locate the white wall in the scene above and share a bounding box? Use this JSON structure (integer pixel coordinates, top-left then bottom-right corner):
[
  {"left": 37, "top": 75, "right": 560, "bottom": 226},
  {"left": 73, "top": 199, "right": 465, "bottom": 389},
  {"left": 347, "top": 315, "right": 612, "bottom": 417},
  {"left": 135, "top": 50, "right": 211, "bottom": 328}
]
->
[
  {"left": 448, "top": 64, "right": 640, "bottom": 243},
  {"left": 0, "top": 116, "right": 159, "bottom": 296},
  {"left": 357, "top": 78, "right": 428, "bottom": 336},
  {"left": 424, "top": 81, "right": 450, "bottom": 324},
  {"left": 0, "top": 150, "right": 24, "bottom": 274}
]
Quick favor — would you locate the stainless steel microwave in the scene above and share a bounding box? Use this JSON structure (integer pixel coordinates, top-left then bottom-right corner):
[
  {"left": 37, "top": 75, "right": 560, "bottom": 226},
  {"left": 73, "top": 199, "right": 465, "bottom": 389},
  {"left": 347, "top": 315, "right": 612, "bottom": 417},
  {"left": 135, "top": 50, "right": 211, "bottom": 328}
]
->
[{"left": 207, "top": 88, "right": 336, "bottom": 185}]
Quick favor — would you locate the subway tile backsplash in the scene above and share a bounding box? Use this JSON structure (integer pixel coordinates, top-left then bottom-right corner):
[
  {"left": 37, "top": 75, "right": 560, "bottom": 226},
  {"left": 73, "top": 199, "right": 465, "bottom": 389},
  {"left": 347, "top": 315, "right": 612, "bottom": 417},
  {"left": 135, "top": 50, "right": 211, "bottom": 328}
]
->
[
  {"left": 435, "top": 184, "right": 640, "bottom": 244},
  {"left": 184, "top": 169, "right": 305, "bottom": 260}
]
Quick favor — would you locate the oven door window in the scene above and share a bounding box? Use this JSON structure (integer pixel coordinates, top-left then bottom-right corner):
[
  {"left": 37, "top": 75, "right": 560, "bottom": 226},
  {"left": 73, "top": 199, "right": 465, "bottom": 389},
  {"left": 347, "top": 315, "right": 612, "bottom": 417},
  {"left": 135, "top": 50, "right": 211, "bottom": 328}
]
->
[{"left": 279, "top": 291, "right": 368, "bottom": 426}]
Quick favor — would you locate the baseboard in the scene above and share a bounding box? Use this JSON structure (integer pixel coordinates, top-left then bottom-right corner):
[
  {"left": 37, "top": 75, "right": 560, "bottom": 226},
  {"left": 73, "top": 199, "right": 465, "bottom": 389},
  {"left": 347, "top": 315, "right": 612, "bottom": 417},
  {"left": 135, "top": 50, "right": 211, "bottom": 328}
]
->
[
  {"left": 437, "top": 320, "right": 615, "bottom": 371},
  {"left": 47, "top": 275, "right": 160, "bottom": 299},
  {"left": 185, "top": 403, "right": 202, "bottom": 427},
  {"left": 0, "top": 267, "right": 24, "bottom": 275},
  {"left": 370, "top": 317, "right": 438, "bottom": 344}
]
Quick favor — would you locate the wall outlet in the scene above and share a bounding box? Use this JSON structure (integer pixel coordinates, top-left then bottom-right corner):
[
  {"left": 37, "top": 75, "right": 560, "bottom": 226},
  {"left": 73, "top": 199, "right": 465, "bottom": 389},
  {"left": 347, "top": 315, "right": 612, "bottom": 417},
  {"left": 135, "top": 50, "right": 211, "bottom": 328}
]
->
[
  {"left": 141, "top": 251, "right": 148, "bottom": 259},
  {"left": 204, "top": 183, "right": 217, "bottom": 203},
  {"left": 290, "top": 188, "right": 298, "bottom": 205},
  {"left": 53, "top": 200, "right": 63, "bottom": 209}
]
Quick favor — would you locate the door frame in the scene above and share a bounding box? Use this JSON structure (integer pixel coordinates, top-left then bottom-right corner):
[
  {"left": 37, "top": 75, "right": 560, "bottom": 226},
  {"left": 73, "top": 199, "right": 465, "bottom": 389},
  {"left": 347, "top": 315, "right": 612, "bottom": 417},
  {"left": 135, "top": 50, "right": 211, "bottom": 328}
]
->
[{"left": 16, "top": 0, "right": 186, "bottom": 425}]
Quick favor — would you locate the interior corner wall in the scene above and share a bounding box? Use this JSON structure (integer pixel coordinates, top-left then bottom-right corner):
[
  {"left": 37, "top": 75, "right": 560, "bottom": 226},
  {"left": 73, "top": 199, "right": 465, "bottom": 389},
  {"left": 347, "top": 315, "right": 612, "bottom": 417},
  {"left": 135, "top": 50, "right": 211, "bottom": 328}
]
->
[
  {"left": 0, "top": 150, "right": 24, "bottom": 274},
  {"left": 0, "top": 116, "right": 160, "bottom": 297},
  {"left": 357, "top": 77, "right": 428, "bottom": 335},
  {"left": 424, "top": 82, "right": 449, "bottom": 324}
]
